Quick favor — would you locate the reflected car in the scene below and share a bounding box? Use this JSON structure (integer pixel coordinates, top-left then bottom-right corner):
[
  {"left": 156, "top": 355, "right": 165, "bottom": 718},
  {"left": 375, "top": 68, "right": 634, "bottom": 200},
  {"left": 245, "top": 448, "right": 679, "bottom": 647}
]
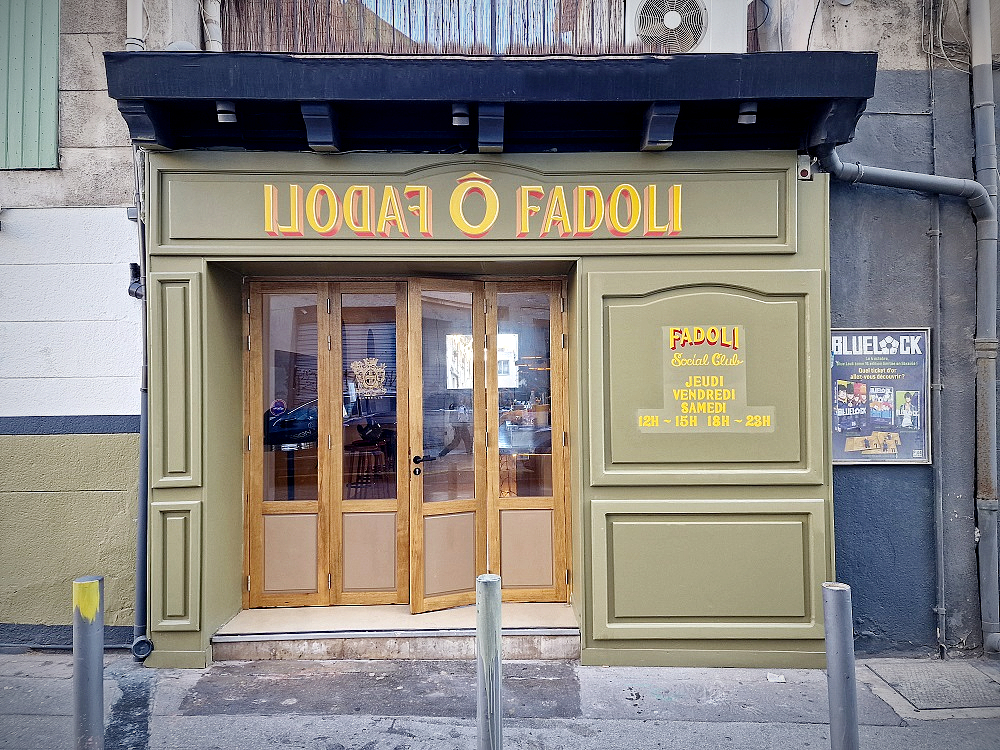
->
[
  {"left": 264, "top": 400, "right": 318, "bottom": 450},
  {"left": 265, "top": 397, "right": 399, "bottom": 451}
]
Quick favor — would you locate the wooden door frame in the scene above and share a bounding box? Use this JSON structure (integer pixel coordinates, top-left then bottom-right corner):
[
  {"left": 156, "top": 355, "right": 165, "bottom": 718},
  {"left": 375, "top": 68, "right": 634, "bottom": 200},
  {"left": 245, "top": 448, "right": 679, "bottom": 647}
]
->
[
  {"left": 243, "top": 276, "right": 572, "bottom": 611},
  {"left": 331, "top": 281, "right": 410, "bottom": 604},
  {"left": 246, "top": 282, "right": 331, "bottom": 607},
  {"left": 408, "top": 278, "right": 489, "bottom": 613},
  {"left": 485, "top": 281, "right": 570, "bottom": 602}
]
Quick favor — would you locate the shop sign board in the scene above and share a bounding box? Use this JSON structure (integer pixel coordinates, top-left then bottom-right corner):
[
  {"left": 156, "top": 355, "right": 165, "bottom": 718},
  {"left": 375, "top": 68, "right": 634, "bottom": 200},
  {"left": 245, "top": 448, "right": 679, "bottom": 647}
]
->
[
  {"left": 160, "top": 159, "right": 786, "bottom": 244},
  {"left": 831, "top": 328, "right": 931, "bottom": 464}
]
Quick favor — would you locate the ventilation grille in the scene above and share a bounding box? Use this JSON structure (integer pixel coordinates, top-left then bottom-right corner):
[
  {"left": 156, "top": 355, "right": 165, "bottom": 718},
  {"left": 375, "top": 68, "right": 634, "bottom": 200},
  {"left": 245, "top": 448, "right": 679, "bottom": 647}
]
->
[{"left": 634, "top": 0, "right": 706, "bottom": 53}]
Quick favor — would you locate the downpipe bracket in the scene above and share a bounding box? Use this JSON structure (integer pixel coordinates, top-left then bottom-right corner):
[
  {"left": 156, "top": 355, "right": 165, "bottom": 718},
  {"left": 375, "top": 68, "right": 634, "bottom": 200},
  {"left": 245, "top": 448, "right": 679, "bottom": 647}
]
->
[{"left": 974, "top": 338, "right": 999, "bottom": 358}]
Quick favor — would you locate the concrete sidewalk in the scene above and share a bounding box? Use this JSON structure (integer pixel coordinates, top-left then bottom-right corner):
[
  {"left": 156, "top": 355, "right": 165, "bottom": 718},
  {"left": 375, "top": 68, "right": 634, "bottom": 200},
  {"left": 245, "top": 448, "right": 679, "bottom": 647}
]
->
[{"left": 2, "top": 649, "right": 1000, "bottom": 750}]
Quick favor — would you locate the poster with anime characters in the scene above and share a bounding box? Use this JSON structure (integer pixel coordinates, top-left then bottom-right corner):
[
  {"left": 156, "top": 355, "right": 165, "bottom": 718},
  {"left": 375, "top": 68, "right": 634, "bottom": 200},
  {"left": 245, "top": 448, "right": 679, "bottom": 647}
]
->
[
  {"left": 895, "top": 390, "right": 920, "bottom": 430},
  {"left": 833, "top": 380, "right": 868, "bottom": 433},
  {"left": 868, "top": 385, "right": 895, "bottom": 428},
  {"left": 831, "top": 328, "right": 930, "bottom": 464}
]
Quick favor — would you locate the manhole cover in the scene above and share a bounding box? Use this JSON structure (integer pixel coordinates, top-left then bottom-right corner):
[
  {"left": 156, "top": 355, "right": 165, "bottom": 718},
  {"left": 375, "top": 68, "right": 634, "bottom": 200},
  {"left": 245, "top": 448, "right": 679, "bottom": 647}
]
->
[{"left": 868, "top": 662, "right": 1000, "bottom": 709}]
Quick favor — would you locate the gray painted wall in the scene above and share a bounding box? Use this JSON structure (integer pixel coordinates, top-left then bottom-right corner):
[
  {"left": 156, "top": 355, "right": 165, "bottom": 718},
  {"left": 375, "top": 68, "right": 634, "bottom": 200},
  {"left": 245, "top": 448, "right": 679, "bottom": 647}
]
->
[{"left": 831, "top": 69, "right": 981, "bottom": 654}]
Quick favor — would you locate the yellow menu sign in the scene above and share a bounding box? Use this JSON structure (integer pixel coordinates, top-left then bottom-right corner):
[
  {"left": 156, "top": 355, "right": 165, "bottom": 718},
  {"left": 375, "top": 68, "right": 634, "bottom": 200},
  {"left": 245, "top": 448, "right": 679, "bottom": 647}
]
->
[{"left": 637, "top": 325, "right": 775, "bottom": 433}]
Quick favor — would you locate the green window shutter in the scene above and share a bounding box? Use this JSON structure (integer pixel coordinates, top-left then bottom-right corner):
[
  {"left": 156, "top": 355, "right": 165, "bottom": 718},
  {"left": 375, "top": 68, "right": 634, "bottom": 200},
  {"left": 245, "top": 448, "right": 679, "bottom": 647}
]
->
[{"left": 1, "top": 0, "right": 60, "bottom": 169}]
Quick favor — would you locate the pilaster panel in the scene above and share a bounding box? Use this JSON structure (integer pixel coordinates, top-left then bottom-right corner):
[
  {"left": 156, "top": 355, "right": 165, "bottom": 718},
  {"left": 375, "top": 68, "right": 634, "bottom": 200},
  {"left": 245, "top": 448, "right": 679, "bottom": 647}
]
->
[
  {"left": 151, "top": 500, "right": 202, "bottom": 631},
  {"left": 149, "top": 272, "right": 203, "bottom": 487}
]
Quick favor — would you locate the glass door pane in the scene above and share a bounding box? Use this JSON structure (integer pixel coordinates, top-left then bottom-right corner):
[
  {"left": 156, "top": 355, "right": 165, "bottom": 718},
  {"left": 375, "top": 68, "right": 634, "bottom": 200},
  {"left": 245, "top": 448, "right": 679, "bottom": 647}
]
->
[
  {"left": 496, "top": 291, "right": 553, "bottom": 498},
  {"left": 262, "top": 293, "right": 319, "bottom": 502},
  {"left": 420, "top": 289, "right": 476, "bottom": 502},
  {"left": 341, "top": 293, "right": 399, "bottom": 501},
  {"left": 409, "top": 280, "right": 486, "bottom": 613}
]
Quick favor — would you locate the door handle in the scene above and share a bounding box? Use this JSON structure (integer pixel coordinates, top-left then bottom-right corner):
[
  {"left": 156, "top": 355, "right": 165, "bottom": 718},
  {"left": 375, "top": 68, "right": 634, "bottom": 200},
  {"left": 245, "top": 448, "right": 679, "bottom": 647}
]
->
[{"left": 413, "top": 455, "right": 437, "bottom": 464}]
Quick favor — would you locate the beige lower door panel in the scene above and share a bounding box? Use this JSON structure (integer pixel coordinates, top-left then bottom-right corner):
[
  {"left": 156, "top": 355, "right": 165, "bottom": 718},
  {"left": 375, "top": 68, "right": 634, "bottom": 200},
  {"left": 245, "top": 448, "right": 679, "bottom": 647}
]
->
[
  {"left": 499, "top": 508, "right": 555, "bottom": 588},
  {"left": 423, "top": 510, "right": 477, "bottom": 597},
  {"left": 262, "top": 514, "right": 320, "bottom": 593},
  {"left": 341, "top": 511, "right": 398, "bottom": 592}
]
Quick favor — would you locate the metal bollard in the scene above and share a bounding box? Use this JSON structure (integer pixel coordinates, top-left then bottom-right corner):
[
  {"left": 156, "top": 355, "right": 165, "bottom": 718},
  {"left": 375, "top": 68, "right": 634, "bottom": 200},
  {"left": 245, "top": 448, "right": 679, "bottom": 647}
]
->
[
  {"left": 73, "top": 576, "right": 105, "bottom": 750},
  {"left": 476, "top": 573, "right": 502, "bottom": 750},
  {"left": 823, "top": 582, "right": 860, "bottom": 750}
]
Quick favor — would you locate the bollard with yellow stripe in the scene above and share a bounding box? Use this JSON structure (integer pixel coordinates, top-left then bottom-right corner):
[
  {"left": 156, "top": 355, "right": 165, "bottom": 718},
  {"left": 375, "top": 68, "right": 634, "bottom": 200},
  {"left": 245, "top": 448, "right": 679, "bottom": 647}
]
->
[{"left": 73, "top": 575, "right": 104, "bottom": 750}]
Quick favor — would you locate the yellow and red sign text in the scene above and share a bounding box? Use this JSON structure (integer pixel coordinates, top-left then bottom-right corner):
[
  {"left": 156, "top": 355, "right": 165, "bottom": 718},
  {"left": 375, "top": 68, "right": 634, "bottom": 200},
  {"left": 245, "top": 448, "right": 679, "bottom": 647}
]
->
[{"left": 263, "top": 172, "right": 682, "bottom": 240}]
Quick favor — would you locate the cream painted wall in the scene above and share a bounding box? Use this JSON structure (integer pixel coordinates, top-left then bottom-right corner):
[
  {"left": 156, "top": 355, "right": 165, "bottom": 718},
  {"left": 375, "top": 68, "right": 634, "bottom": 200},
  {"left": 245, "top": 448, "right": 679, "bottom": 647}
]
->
[
  {"left": 0, "top": 207, "right": 141, "bottom": 416},
  {"left": 0, "top": 0, "right": 143, "bottom": 629}
]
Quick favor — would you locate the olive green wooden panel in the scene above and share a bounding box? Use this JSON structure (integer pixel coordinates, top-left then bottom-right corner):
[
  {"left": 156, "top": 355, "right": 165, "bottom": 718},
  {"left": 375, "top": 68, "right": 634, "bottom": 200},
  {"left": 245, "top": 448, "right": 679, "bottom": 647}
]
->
[
  {"left": 0, "top": 0, "right": 59, "bottom": 169},
  {"left": 149, "top": 273, "right": 203, "bottom": 488},
  {"left": 149, "top": 151, "right": 795, "bottom": 256},
  {"left": 612, "top": 520, "right": 806, "bottom": 617},
  {"left": 151, "top": 500, "right": 202, "bottom": 631},
  {"left": 199, "top": 263, "right": 247, "bottom": 651},
  {"left": 590, "top": 498, "right": 826, "bottom": 641},
  {"left": 587, "top": 269, "right": 825, "bottom": 486}
]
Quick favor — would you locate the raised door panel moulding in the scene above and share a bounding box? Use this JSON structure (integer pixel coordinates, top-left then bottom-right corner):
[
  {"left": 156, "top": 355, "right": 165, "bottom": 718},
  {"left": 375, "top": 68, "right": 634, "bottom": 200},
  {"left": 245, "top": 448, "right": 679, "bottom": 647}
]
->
[
  {"left": 151, "top": 500, "right": 202, "bottom": 631},
  {"left": 587, "top": 269, "right": 827, "bottom": 486},
  {"left": 149, "top": 272, "right": 203, "bottom": 488},
  {"left": 590, "top": 498, "right": 828, "bottom": 641}
]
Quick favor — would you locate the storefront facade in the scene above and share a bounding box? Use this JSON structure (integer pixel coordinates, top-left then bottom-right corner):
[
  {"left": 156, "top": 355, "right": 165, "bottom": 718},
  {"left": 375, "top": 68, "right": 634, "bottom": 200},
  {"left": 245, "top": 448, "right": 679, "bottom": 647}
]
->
[{"left": 107, "top": 52, "right": 877, "bottom": 668}]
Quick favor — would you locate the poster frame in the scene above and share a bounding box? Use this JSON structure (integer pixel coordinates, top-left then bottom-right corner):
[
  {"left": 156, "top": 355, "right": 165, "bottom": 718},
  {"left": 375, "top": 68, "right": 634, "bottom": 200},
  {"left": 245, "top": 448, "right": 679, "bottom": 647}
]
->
[{"left": 831, "top": 327, "right": 932, "bottom": 466}]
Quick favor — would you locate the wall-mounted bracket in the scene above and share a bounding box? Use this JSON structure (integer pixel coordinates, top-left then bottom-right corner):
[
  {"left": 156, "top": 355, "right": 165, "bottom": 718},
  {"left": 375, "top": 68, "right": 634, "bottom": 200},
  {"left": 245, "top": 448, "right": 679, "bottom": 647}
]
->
[
  {"left": 301, "top": 102, "right": 340, "bottom": 153},
  {"left": 641, "top": 102, "right": 681, "bottom": 151},
  {"left": 117, "top": 100, "right": 170, "bottom": 150},
  {"left": 478, "top": 103, "right": 504, "bottom": 153}
]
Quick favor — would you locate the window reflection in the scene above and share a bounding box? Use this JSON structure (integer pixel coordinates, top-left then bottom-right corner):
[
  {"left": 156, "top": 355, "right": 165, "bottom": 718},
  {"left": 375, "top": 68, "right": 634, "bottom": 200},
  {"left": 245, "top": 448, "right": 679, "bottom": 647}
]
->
[
  {"left": 263, "top": 294, "right": 319, "bottom": 502},
  {"left": 342, "top": 294, "right": 398, "bottom": 500},
  {"left": 422, "top": 290, "right": 476, "bottom": 503},
  {"left": 497, "top": 292, "right": 553, "bottom": 498}
]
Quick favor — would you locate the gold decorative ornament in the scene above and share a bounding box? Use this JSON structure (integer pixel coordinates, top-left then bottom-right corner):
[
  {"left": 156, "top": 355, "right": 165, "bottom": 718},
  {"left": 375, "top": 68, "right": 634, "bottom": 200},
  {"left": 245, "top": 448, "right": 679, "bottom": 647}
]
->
[{"left": 351, "top": 357, "right": 387, "bottom": 397}]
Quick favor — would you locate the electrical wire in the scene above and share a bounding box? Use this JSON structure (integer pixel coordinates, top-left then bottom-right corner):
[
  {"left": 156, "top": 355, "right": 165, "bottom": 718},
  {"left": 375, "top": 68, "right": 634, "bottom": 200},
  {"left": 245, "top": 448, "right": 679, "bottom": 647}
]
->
[
  {"left": 806, "top": 0, "right": 822, "bottom": 51},
  {"left": 749, "top": 0, "right": 769, "bottom": 32},
  {"left": 921, "top": 0, "right": 970, "bottom": 73}
]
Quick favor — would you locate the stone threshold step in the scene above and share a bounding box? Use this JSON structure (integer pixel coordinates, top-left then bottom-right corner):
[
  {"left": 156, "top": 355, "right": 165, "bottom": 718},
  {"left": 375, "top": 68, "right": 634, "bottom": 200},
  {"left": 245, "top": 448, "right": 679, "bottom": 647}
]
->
[{"left": 211, "top": 631, "right": 581, "bottom": 660}]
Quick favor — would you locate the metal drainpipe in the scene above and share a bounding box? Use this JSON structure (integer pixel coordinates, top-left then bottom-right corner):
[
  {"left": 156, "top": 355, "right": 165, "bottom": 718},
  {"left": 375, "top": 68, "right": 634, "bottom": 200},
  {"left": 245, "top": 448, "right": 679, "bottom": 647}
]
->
[
  {"left": 930, "top": 192, "right": 947, "bottom": 657},
  {"left": 927, "top": 44, "right": 948, "bottom": 658},
  {"left": 201, "top": 0, "right": 223, "bottom": 51},
  {"left": 125, "top": 0, "right": 145, "bottom": 51},
  {"left": 128, "top": 147, "right": 153, "bottom": 662},
  {"left": 124, "top": 0, "right": 151, "bottom": 665},
  {"left": 969, "top": 0, "right": 1000, "bottom": 656},
  {"left": 814, "top": 144, "right": 1000, "bottom": 653}
]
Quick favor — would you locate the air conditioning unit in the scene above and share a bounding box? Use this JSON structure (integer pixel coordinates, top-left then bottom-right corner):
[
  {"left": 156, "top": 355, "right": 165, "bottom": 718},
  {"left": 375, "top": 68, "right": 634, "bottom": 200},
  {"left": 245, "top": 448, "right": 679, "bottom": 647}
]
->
[{"left": 625, "top": 0, "right": 749, "bottom": 54}]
